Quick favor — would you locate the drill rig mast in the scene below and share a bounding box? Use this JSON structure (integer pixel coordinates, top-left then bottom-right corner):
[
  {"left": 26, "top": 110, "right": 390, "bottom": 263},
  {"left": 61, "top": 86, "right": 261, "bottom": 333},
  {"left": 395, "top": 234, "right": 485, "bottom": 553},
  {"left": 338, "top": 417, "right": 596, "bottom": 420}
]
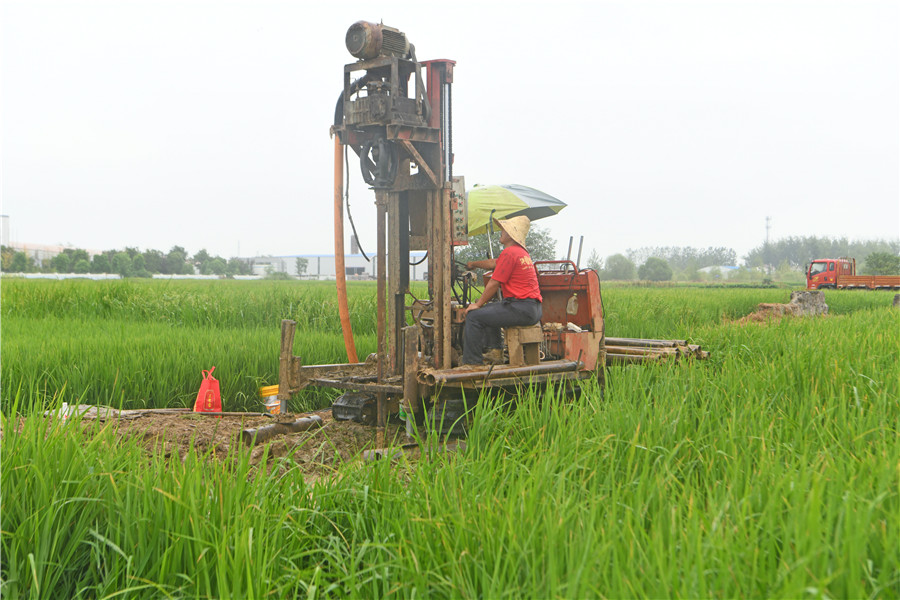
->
[{"left": 278, "top": 21, "right": 604, "bottom": 434}]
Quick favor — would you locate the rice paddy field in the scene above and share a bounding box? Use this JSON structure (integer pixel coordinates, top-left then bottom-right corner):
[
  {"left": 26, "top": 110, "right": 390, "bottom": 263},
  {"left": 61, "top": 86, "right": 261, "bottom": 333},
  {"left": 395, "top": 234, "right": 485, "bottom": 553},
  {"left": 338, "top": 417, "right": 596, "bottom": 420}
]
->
[{"left": 2, "top": 278, "right": 898, "bottom": 598}]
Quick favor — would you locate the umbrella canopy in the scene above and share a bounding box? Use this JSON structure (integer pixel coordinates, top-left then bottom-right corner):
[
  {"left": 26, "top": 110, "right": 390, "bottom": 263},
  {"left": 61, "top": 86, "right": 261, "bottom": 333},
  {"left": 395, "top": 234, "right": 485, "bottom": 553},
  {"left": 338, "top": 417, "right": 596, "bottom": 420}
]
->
[{"left": 466, "top": 184, "right": 567, "bottom": 236}]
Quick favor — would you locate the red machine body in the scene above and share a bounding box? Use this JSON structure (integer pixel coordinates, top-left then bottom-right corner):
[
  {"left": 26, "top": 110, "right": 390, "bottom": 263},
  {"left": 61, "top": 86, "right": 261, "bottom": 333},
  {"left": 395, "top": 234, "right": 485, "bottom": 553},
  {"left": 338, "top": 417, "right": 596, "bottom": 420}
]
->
[
  {"left": 483, "top": 261, "right": 605, "bottom": 372},
  {"left": 536, "top": 263, "right": 604, "bottom": 371}
]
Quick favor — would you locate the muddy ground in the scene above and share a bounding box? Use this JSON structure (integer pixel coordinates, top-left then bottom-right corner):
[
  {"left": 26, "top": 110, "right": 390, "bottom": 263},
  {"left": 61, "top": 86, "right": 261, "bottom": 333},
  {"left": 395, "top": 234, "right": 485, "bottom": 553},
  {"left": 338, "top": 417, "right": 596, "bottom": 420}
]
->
[{"left": 59, "top": 408, "right": 421, "bottom": 482}]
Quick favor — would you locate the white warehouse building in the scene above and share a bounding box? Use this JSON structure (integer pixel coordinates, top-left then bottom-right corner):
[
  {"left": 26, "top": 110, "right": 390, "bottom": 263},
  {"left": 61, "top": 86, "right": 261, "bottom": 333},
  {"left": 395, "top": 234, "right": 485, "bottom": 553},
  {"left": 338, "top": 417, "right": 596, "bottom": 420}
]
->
[{"left": 247, "top": 251, "right": 429, "bottom": 281}]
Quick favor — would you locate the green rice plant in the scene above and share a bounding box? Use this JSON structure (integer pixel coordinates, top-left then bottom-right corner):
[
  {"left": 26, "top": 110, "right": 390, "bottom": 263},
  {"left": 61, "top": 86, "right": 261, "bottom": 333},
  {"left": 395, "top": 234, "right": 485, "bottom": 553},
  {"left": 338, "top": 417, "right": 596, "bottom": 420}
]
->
[
  {"left": 292, "top": 305, "right": 898, "bottom": 598},
  {"left": 1, "top": 392, "right": 343, "bottom": 598},
  {"left": 2, "top": 279, "right": 384, "bottom": 411},
  {"left": 2, "top": 289, "right": 898, "bottom": 598},
  {"left": 1, "top": 279, "right": 379, "bottom": 334},
  {"left": 1, "top": 315, "right": 375, "bottom": 412}
]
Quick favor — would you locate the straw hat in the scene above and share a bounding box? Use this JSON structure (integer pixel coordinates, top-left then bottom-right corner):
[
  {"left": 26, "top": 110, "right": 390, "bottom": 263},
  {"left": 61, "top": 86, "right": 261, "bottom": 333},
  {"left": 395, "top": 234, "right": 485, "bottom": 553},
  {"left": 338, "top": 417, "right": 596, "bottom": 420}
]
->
[{"left": 494, "top": 215, "right": 531, "bottom": 248}]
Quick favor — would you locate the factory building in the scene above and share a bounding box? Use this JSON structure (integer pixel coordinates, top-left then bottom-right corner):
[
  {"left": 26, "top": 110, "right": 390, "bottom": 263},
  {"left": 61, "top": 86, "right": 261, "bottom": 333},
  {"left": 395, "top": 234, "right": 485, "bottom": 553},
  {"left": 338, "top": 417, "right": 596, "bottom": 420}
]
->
[{"left": 246, "top": 251, "right": 429, "bottom": 280}]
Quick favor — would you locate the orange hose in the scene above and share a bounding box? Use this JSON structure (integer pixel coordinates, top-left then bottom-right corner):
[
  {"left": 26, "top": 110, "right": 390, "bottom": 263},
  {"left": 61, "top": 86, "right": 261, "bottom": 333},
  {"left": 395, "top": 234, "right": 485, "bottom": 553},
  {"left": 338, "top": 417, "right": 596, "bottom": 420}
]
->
[{"left": 334, "top": 136, "right": 359, "bottom": 363}]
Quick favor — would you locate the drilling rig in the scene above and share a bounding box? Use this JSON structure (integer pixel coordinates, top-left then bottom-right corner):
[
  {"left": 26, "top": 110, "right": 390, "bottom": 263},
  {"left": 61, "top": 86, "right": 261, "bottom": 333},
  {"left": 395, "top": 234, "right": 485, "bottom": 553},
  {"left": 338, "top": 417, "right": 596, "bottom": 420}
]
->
[{"left": 277, "top": 21, "right": 605, "bottom": 434}]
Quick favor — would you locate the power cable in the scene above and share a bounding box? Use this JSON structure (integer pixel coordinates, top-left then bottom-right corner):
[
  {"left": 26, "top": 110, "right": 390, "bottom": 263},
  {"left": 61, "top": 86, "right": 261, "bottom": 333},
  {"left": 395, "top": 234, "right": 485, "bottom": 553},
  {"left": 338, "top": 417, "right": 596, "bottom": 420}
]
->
[{"left": 344, "top": 144, "right": 370, "bottom": 262}]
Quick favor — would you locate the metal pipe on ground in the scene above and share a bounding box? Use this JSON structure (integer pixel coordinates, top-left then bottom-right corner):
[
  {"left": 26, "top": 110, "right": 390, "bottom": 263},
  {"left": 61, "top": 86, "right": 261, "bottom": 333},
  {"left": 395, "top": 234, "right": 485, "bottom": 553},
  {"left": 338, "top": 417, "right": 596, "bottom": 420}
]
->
[
  {"left": 605, "top": 353, "right": 665, "bottom": 365},
  {"left": 605, "top": 337, "right": 687, "bottom": 348},
  {"left": 241, "top": 415, "right": 324, "bottom": 446},
  {"left": 191, "top": 411, "right": 276, "bottom": 418},
  {"left": 604, "top": 345, "right": 679, "bottom": 357},
  {"left": 420, "top": 360, "right": 579, "bottom": 386}
]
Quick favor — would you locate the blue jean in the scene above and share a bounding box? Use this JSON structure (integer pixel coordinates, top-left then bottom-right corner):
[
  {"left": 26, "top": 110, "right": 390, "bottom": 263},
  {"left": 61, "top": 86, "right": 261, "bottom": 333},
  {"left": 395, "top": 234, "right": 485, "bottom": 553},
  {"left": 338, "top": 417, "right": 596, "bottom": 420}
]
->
[{"left": 462, "top": 298, "right": 542, "bottom": 365}]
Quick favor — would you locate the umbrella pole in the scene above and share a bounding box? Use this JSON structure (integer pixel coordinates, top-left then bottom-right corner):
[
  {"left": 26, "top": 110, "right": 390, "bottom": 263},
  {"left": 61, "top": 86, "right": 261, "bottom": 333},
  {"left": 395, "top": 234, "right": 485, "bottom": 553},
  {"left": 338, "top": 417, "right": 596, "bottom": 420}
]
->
[{"left": 487, "top": 209, "right": 496, "bottom": 260}]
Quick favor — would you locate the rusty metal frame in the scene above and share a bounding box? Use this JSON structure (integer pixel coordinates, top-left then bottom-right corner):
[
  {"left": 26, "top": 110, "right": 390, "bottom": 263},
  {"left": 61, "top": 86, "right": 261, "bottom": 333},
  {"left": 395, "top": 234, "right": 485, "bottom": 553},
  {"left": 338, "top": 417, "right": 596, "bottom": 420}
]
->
[{"left": 277, "top": 45, "right": 605, "bottom": 430}]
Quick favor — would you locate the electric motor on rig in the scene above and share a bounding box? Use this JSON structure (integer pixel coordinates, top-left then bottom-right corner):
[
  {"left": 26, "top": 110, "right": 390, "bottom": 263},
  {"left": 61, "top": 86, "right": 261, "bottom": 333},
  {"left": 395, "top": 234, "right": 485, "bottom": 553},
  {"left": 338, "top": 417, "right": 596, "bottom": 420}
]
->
[{"left": 345, "top": 21, "right": 410, "bottom": 60}]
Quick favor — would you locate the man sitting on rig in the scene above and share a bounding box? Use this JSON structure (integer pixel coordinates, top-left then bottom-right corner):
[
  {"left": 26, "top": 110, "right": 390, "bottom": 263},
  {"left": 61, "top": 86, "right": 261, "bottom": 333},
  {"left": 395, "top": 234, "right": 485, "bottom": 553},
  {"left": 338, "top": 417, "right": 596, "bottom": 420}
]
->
[{"left": 462, "top": 215, "right": 543, "bottom": 365}]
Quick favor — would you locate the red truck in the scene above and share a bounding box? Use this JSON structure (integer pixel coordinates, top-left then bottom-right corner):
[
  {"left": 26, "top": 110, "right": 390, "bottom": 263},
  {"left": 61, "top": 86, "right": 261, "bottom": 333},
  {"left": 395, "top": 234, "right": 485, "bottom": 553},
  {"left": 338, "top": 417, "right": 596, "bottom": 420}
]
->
[{"left": 806, "top": 257, "right": 900, "bottom": 290}]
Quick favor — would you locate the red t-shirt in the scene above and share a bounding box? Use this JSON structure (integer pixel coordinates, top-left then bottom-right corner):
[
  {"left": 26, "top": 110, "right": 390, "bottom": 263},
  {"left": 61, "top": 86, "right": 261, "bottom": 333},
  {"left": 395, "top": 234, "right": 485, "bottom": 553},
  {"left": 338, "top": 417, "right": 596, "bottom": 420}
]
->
[{"left": 491, "top": 244, "right": 542, "bottom": 301}]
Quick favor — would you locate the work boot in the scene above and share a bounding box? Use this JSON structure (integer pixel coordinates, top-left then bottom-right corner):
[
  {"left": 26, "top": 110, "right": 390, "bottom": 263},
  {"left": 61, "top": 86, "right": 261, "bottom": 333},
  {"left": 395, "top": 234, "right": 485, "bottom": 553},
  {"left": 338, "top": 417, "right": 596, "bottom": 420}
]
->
[{"left": 482, "top": 348, "right": 505, "bottom": 365}]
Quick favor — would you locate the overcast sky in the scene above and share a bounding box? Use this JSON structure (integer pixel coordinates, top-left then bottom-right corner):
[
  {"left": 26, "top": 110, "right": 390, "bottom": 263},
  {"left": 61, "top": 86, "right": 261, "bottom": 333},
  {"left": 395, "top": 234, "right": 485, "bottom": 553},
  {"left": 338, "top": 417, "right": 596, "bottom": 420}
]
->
[{"left": 2, "top": 0, "right": 898, "bottom": 263}]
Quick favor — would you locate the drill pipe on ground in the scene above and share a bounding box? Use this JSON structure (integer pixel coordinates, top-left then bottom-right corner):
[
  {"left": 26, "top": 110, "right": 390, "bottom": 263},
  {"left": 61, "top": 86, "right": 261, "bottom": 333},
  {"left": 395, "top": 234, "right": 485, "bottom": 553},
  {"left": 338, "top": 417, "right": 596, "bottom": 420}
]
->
[
  {"left": 190, "top": 411, "right": 276, "bottom": 418},
  {"left": 605, "top": 337, "right": 687, "bottom": 348},
  {"left": 604, "top": 345, "right": 680, "bottom": 357},
  {"left": 419, "top": 360, "right": 580, "bottom": 386},
  {"left": 605, "top": 352, "right": 666, "bottom": 365},
  {"left": 241, "top": 415, "right": 324, "bottom": 446},
  {"left": 604, "top": 337, "right": 710, "bottom": 365}
]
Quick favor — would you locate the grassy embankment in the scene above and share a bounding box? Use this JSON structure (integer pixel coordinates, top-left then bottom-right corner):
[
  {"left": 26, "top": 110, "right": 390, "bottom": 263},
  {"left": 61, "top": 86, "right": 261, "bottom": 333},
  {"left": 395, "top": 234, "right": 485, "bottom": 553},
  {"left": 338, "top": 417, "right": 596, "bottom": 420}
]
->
[{"left": 1, "top": 280, "right": 898, "bottom": 597}]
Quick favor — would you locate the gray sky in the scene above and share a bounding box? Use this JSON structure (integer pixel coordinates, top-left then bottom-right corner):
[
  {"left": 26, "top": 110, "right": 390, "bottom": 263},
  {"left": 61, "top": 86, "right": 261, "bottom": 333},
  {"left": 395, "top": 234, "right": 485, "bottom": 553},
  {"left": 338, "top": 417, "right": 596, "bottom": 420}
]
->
[{"left": 2, "top": 0, "right": 898, "bottom": 263}]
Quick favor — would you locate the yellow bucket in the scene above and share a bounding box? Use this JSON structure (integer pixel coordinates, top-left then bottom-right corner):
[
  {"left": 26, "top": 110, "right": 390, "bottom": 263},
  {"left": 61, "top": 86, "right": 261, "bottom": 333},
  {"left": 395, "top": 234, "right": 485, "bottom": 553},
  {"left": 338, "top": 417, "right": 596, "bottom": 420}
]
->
[
  {"left": 259, "top": 385, "right": 279, "bottom": 398},
  {"left": 259, "top": 385, "right": 281, "bottom": 415}
]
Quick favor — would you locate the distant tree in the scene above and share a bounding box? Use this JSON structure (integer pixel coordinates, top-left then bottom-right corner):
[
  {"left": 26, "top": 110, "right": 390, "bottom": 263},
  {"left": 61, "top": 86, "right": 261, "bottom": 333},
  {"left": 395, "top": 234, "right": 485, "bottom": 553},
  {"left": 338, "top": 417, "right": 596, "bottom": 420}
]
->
[
  {"left": 113, "top": 252, "right": 133, "bottom": 277},
  {"left": 0, "top": 246, "right": 14, "bottom": 271},
  {"left": 454, "top": 224, "right": 557, "bottom": 266},
  {"left": 142, "top": 249, "right": 164, "bottom": 273},
  {"left": 68, "top": 249, "right": 90, "bottom": 264},
  {"left": 10, "top": 251, "right": 33, "bottom": 273},
  {"left": 73, "top": 259, "right": 91, "bottom": 274},
  {"left": 454, "top": 233, "right": 496, "bottom": 267},
  {"left": 586, "top": 249, "right": 602, "bottom": 272},
  {"left": 601, "top": 254, "right": 635, "bottom": 281},
  {"left": 743, "top": 236, "right": 900, "bottom": 269},
  {"left": 197, "top": 251, "right": 229, "bottom": 275},
  {"left": 638, "top": 257, "right": 673, "bottom": 281},
  {"left": 193, "top": 249, "right": 212, "bottom": 265},
  {"left": 628, "top": 246, "right": 736, "bottom": 271},
  {"left": 91, "top": 253, "right": 110, "bottom": 273},
  {"left": 295, "top": 257, "right": 309, "bottom": 277},
  {"left": 863, "top": 252, "right": 900, "bottom": 275},
  {"left": 525, "top": 225, "right": 557, "bottom": 262},
  {"left": 703, "top": 267, "right": 723, "bottom": 281},
  {"left": 775, "top": 259, "right": 801, "bottom": 283},
  {"left": 265, "top": 271, "right": 292, "bottom": 280},
  {"left": 208, "top": 258, "right": 227, "bottom": 275},
  {"left": 677, "top": 260, "right": 701, "bottom": 281},
  {"left": 730, "top": 266, "right": 752, "bottom": 282},
  {"left": 226, "top": 257, "right": 251, "bottom": 276},
  {"left": 50, "top": 252, "right": 71, "bottom": 273},
  {"left": 165, "top": 246, "right": 189, "bottom": 274},
  {"left": 131, "top": 254, "right": 152, "bottom": 278}
]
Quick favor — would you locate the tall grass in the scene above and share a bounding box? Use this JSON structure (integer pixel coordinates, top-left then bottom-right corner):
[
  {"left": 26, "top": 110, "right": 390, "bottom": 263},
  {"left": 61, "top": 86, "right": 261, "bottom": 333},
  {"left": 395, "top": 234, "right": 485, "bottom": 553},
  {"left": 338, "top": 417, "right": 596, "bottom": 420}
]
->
[
  {"left": 1, "top": 316, "right": 374, "bottom": 412},
  {"left": 1, "top": 280, "right": 378, "bottom": 412},
  {"left": 4, "top": 280, "right": 893, "bottom": 412},
  {"left": 1, "top": 279, "right": 379, "bottom": 332},
  {"left": 2, "top": 284, "right": 898, "bottom": 597},
  {"left": 0, "top": 389, "right": 335, "bottom": 598}
]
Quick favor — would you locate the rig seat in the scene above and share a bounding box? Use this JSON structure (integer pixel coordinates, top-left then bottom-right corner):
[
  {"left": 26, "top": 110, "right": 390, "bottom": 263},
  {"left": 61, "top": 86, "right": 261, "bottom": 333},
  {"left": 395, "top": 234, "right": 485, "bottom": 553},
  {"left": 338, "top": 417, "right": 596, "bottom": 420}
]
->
[{"left": 504, "top": 324, "right": 543, "bottom": 367}]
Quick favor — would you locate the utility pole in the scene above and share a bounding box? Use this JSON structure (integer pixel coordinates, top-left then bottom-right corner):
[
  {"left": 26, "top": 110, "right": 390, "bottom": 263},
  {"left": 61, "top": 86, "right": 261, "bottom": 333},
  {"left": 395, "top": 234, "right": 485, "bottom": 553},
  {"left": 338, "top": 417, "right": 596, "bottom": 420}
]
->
[{"left": 764, "top": 216, "right": 772, "bottom": 277}]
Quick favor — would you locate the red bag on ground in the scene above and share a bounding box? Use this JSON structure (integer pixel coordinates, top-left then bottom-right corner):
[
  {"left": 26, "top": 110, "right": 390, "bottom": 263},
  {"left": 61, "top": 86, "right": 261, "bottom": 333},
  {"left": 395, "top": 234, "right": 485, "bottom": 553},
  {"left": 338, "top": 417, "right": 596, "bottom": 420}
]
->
[{"left": 193, "top": 367, "right": 222, "bottom": 413}]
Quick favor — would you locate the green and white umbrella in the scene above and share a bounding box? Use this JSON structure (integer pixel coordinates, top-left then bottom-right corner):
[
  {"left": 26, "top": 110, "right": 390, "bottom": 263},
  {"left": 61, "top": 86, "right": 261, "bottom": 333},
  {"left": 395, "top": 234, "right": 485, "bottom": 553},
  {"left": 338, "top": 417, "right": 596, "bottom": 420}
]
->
[{"left": 466, "top": 184, "right": 567, "bottom": 236}]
